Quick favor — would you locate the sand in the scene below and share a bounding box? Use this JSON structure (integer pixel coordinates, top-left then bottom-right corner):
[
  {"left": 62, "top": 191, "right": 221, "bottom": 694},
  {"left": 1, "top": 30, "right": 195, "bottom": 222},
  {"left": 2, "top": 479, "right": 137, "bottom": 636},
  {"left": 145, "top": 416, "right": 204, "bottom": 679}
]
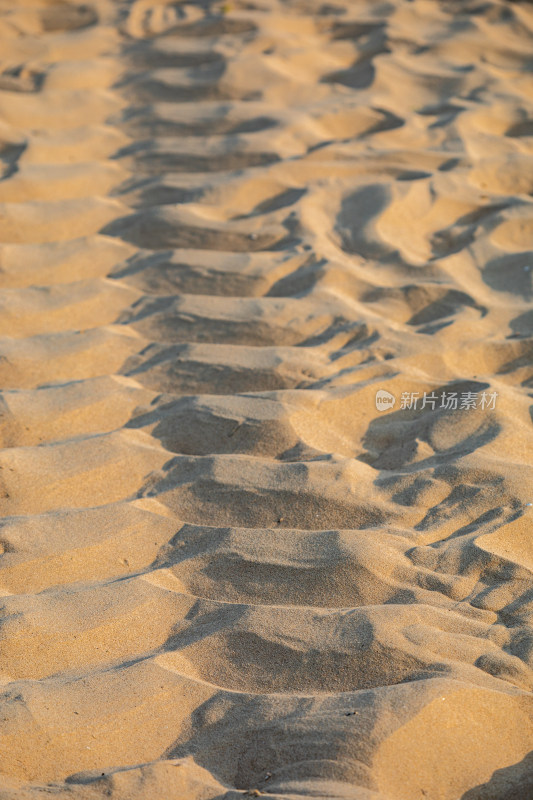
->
[{"left": 0, "top": 0, "right": 532, "bottom": 798}]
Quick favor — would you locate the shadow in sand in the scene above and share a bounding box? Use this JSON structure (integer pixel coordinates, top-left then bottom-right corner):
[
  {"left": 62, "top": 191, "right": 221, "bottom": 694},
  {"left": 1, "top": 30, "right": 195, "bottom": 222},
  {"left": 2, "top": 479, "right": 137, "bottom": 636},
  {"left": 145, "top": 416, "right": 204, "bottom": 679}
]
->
[
  {"left": 508, "top": 309, "right": 533, "bottom": 339},
  {"left": 461, "top": 751, "right": 533, "bottom": 800},
  {"left": 359, "top": 379, "right": 498, "bottom": 472},
  {"left": 483, "top": 253, "right": 533, "bottom": 300}
]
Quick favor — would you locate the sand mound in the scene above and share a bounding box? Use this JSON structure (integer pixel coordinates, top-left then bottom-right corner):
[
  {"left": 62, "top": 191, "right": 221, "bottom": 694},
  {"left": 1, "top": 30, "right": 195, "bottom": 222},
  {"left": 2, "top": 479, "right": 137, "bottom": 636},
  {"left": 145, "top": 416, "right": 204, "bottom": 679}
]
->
[{"left": 0, "top": 0, "right": 532, "bottom": 798}]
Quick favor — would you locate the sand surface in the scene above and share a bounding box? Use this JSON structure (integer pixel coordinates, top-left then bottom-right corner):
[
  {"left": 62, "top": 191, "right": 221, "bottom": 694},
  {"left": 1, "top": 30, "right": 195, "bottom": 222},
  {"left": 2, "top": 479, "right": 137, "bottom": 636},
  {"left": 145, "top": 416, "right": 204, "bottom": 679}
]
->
[{"left": 0, "top": 0, "right": 532, "bottom": 798}]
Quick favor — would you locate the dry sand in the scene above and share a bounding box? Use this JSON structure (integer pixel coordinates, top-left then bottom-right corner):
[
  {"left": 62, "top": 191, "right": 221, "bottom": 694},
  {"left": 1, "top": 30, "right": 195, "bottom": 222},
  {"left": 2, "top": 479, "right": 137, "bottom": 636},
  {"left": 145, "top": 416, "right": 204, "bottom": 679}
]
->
[{"left": 0, "top": 0, "right": 532, "bottom": 798}]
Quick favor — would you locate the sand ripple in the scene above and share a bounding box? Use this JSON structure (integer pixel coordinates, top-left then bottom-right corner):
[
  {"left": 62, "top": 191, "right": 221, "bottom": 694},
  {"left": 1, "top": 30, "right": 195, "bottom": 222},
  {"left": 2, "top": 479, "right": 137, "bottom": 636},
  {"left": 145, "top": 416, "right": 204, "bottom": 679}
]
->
[{"left": 0, "top": 0, "right": 532, "bottom": 798}]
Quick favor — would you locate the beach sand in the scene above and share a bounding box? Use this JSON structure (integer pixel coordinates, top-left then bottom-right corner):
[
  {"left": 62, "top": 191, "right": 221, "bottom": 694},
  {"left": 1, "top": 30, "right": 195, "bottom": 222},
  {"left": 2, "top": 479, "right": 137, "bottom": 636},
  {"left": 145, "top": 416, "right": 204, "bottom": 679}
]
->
[{"left": 0, "top": 0, "right": 532, "bottom": 798}]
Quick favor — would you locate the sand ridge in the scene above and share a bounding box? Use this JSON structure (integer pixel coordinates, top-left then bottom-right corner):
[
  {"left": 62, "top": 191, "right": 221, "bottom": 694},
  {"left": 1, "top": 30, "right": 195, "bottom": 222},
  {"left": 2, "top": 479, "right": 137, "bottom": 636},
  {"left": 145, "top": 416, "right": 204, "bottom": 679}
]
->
[{"left": 0, "top": 0, "right": 532, "bottom": 798}]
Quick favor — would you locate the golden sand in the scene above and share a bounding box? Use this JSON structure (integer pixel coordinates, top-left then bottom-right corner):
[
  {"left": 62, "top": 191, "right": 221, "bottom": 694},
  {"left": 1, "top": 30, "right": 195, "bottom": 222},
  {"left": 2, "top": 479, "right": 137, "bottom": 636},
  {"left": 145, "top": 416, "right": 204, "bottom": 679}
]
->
[{"left": 0, "top": 1, "right": 532, "bottom": 798}]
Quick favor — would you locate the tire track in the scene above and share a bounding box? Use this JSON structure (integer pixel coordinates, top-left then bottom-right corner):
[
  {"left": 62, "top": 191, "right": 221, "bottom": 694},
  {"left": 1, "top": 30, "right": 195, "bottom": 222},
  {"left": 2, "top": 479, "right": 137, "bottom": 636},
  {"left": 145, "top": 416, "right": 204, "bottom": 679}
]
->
[{"left": 0, "top": 1, "right": 532, "bottom": 799}]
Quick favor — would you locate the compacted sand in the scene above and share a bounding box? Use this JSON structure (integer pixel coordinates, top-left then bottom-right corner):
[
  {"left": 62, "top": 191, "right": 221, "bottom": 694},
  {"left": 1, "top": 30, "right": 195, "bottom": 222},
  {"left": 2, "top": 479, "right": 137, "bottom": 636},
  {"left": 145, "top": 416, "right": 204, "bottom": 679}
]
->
[{"left": 0, "top": 0, "right": 532, "bottom": 798}]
